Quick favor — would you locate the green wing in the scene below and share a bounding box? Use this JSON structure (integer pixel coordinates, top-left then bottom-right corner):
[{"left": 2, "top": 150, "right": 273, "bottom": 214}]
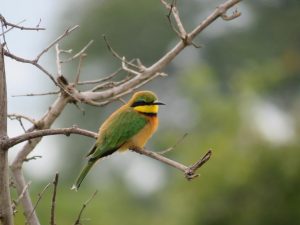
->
[{"left": 89, "top": 109, "right": 147, "bottom": 160}]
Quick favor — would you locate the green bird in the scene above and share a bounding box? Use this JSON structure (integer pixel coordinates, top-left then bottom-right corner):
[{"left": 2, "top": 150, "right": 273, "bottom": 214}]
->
[{"left": 72, "top": 90, "right": 164, "bottom": 190}]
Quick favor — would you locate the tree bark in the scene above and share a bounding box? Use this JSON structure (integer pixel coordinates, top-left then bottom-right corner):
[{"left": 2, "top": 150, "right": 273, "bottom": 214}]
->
[{"left": 0, "top": 44, "right": 14, "bottom": 225}]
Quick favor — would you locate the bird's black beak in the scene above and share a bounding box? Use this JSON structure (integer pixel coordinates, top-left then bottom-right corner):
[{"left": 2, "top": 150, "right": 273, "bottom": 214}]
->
[{"left": 153, "top": 101, "right": 165, "bottom": 105}]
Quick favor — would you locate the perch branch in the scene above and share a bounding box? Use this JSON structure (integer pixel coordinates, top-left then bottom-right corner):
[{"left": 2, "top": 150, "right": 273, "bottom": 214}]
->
[
  {"left": 7, "top": 125, "right": 211, "bottom": 180},
  {"left": 132, "top": 148, "right": 212, "bottom": 180}
]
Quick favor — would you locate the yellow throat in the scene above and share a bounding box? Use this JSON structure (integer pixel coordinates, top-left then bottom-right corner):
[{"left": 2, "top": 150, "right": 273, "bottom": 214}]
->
[{"left": 134, "top": 105, "right": 159, "bottom": 114}]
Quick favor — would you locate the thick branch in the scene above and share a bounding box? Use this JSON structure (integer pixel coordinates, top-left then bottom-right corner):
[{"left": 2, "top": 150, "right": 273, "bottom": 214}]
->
[{"left": 0, "top": 44, "right": 14, "bottom": 225}]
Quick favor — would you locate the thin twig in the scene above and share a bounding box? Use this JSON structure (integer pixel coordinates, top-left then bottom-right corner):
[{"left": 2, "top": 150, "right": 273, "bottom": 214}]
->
[
  {"left": 221, "top": 8, "right": 241, "bottom": 21},
  {"left": 77, "top": 59, "right": 135, "bottom": 85},
  {"left": 61, "top": 40, "right": 93, "bottom": 63},
  {"left": 50, "top": 173, "right": 59, "bottom": 225},
  {"left": 77, "top": 68, "right": 122, "bottom": 85},
  {"left": 26, "top": 182, "right": 51, "bottom": 225},
  {"left": 55, "top": 44, "right": 63, "bottom": 77},
  {"left": 103, "top": 35, "right": 140, "bottom": 70},
  {"left": 7, "top": 113, "right": 36, "bottom": 125},
  {"left": 158, "top": 133, "right": 188, "bottom": 155},
  {"left": 34, "top": 25, "right": 79, "bottom": 62},
  {"left": 11, "top": 90, "right": 60, "bottom": 97},
  {"left": 74, "top": 54, "right": 85, "bottom": 86},
  {"left": 73, "top": 191, "right": 98, "bottom": 225},
  {"left": 161, "top": 0, "right": 187, "bottom": 38},
  {"left": 3, "top": 50, "right": 58, "bottom": 86},
  {"left": 12, "top": 181, "right": 32, "bottom": 215},
  {"left": 24, "top": 155, "right": 42, "bottom": 162},
  {"left": 0, "top": 15, "right": 45, "bottom": 32}
]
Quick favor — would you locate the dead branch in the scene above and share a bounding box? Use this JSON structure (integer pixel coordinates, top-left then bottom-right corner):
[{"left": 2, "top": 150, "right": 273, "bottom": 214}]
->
[{"left": 73, "top": 190, "right": 98, "bottom": 225}]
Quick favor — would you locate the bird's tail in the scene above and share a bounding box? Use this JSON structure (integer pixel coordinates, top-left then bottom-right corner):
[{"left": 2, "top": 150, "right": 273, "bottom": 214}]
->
[{"left": 71, "top": 159, "right": 96, "bottom": 191}]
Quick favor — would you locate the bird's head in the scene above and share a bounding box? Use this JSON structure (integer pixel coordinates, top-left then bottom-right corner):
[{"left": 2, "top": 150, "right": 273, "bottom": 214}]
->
[{"left": 128, "top": 91, "right": 165, "bottom": 114}]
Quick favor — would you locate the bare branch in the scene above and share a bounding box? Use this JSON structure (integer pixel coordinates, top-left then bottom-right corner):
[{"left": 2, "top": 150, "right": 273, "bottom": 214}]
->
[
  {"left": 12, "top": 181, "right": 32, "bottom": 215},
  {"left": 161, "top": 0, "right": 187, "bottom": 39},
  {"left": 34, "top": 25, "right": 79, "bottom": 62},
  {"left": 189, "top": 0, "right": 241, "bottom": 40},
  {"left": 221, "top": 8, "right": 241, "bottom": 21},
  {"left": 61, "top": 40, "right": 93, "bottom": 63},
  {"left": 11, "top": 94, "right": 70, "bottom": 225},
  {"left": 12, "top": 90, "right": 60, "bottom": 97},
  {"left": 73, "top": 190, "right": 98, "bottom": 225},
  {"left": 8, "top": 113, "right": 36, "bottom": 125},
  {"left": 55, "top": 44, "right": 63, "bottom": 77},
  {"left": 0, "top": 15, "right": 45, "bottom": 32},
  {"left": 26, "top": 182, "right": 51, "bottom": 225},
  {"left": 50, "top": 173, "right": 59, "bottom": 225},
  {"left": 158, "top": 132, "right": 188, "bottom": 155},
  {"left": 103, "top": 35, "right": 140, "bottom": 70},
  {"left": 77, "top": 68, "right": 122, "bottom": 85},
  {"left": 7, "top": 126, "right": 97, "bottom": 148},
  {"left": 3, "top": 50, "right": 59, "bottom": 86},
  {"left": 0, "top": 44, "right": 14, "bottom": 225},
  {"left": 122, "top": 56, "right": 140, "bottom": 76},
  {"left": 74, "top": 54, "right": 85, "bottom": 86},
  {"left": 132, "top": 148, "right": 212, "bottom": 180}
]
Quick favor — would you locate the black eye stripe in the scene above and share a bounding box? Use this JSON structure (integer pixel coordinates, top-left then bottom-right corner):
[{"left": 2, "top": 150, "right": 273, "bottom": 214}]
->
[{"left": 131, "top": 101, "right": 153, "bottom": 107}]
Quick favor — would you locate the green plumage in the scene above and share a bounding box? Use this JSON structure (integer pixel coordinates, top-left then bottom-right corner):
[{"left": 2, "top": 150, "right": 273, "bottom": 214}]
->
[
  {"left": 90, "top": 109, "right": 148, "bottom": 159},
  {"left": 72, "top": 108, "right": 148, "bottom": 190}
]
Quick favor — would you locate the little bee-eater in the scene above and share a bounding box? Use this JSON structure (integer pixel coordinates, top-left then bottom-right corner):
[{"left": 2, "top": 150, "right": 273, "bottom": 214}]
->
[{"left": 72, "top": 90, "right": 164, "bottom": 190}]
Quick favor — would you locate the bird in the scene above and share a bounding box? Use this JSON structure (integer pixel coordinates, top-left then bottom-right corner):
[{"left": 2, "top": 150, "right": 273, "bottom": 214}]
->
[{"left": 72, "top": 90, "right": 164, "bottom": 190}]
